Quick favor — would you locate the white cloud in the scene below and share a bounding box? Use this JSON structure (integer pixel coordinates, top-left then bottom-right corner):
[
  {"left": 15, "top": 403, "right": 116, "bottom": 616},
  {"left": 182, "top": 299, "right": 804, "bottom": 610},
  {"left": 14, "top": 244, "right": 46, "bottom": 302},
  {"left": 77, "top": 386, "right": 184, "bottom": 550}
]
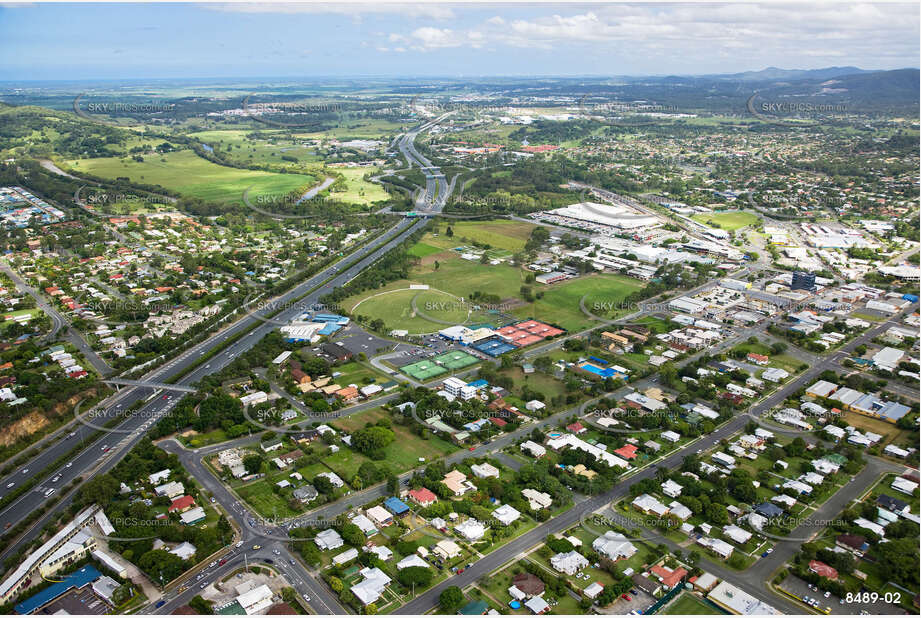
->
[
  {"left": 376, "top": 3, "right": 918, "bottom": 68},
  {"left": 207, "top": 2, "right": 456, "bottom": 21}
]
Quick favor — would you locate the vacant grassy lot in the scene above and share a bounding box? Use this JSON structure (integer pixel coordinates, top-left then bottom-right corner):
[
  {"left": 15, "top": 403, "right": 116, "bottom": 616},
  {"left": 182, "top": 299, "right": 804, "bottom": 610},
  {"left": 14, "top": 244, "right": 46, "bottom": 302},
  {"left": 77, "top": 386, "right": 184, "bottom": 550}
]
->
[
  {"left": 663, "top": 593, "right": 721, "bottom": 615},
  {"left": 187, "top": 128, "right": 324, "bottom": 167},
  {"left": 236, "top": 480, "right": 300, "bottom": 519},
  {"left": 66, "top": 149, "right": 316, "bottom": 204},
  {"left": 513, "top": 273, "right": 645, "bottom": 331},
  {"left": 692, "top": 211, "right": 760, "bottom": 231},
  {"left": 430, "top": 220, "right": 536, "bottom": 252},
  {"left": 327, "top": 166, "right": 390, "bottom": 205},
  {"left": 406, "top": 242, "right": 442, "bottom": 258}
]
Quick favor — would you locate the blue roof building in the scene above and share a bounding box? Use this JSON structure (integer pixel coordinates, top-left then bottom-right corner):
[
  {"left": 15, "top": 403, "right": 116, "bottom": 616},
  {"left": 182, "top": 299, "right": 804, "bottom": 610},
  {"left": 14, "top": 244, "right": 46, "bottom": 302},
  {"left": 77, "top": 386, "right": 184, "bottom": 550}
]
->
[
  {"left": 318, "top": 323, "right": 342, "bottom": 336},
  {"left": 383, "top": 497, "right": 410, "bottom": 515},
  {"left": 313, "top": 313, "right": 350, "bottom": 325},
  {"left": 15, "top": 565, "right": 102, "bottom": 615}
]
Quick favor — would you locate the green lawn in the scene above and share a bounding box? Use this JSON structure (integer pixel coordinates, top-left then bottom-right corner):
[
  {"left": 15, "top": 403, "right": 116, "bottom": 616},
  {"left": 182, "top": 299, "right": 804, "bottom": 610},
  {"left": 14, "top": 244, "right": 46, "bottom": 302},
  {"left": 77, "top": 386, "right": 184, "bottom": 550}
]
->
[
  {"left": 327, "top": 167, "right": 390, "bottom": 205},
  {"left": 65, "top": 149, "right": 316, "bottom": 204},
  {"left": 347, "top": 253, "right": 647, "bottom": 334},
  {"left": 348, "top": 286, "right": 468, "bottom": 334},
  {"left": 407, "top": 242, "right": 443, "bottom": 258},
  {"left": 692, "top": 211, "right": 760, "bottom": 231},
  {"left": 663, "top": 592, "right": 722, "bottom": 615},
  {"left": 325, "top": 411, "right": 458, "bottom": 480},
  {"left": 431, "top": 220, "right": 536, "bottom": 253},
  {"left": 235, "top": 479, "right": 301, "bottom": 519},
  {"left": 514, "top": 273, "right": 645, "bottom": 331}
]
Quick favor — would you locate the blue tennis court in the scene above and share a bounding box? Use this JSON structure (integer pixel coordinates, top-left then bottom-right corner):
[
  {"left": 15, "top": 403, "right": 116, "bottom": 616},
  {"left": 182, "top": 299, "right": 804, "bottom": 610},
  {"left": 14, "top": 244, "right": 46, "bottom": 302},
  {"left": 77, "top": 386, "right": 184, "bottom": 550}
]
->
[{"left": 471, "top": 337, "right": 517, "bottom": 357}]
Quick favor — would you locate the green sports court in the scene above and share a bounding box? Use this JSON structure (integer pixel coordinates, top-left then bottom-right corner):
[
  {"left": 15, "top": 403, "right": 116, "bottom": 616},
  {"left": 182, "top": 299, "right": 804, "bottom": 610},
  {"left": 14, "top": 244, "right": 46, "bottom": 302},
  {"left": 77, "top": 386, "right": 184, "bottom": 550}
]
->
[
  {"left": 400, "top": 359, "right": 448, "bottom": 381},
  {"left": 432, "top": 350, "right": 479, "bottom": 370}
]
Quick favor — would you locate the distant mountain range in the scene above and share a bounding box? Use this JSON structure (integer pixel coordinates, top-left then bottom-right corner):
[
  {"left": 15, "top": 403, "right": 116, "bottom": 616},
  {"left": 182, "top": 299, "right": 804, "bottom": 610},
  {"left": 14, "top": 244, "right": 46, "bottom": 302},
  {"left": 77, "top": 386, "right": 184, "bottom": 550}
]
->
[{"left": 707, "top": 66, "right": 872, "bottom": 81}]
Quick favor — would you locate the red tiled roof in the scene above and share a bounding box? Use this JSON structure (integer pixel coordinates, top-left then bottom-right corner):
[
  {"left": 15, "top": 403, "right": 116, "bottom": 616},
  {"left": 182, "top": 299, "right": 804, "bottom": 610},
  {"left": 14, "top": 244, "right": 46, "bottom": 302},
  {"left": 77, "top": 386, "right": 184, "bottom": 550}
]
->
[
  {"left": 809, "top": 560, "right": 838, "bottom": 580},
  {"left": 489, "top": 417, "right": 507, "bottom": 427},
  {"left": 650, "top": 565, "right": 688, "bottom": 588},
  {"left": 168, "top": 495, "right": 196, "bottom": 512},
  {"left": 614, "top": 444, "right": 639, "bottom": 459},
  {"left": 408, "top": 487, "right": 437, "bottom": 504}
]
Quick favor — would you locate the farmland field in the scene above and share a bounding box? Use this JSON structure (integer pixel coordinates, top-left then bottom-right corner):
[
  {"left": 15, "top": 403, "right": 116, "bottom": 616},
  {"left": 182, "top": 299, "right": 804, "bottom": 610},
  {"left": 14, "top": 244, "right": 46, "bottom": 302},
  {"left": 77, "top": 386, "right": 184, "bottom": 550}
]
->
[{"left": 64, "top": 149, "right": 317, "bottom": 204}]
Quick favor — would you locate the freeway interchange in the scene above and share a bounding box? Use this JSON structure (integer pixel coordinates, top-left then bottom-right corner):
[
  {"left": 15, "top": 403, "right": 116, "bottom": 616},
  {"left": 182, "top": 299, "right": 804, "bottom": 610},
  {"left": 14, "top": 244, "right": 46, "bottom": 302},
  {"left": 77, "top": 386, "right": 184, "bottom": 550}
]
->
[{"left": 0, "top": 117, "right": 452, "bottom": 612}]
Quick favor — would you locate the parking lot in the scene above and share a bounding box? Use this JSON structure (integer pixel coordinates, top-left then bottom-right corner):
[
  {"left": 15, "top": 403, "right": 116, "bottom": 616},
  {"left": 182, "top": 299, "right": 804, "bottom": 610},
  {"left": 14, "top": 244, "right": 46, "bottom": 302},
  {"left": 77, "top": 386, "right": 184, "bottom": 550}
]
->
[
  {"left": 595, "top": 587, "right": 655, "bottom": 615},
  {"left": 778, "top": 574, "right": 908, "bottom": 615},
  {"left": 332, "top": 324, "right": 397, "bottom": 357}
]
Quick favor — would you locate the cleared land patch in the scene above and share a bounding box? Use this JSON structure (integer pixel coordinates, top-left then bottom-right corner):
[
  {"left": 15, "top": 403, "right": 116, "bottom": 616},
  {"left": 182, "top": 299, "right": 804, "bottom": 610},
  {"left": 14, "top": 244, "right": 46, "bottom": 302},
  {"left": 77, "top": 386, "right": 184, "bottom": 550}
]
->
[{"left": 65, "top": 149, "right": 316, "bottom": 204}]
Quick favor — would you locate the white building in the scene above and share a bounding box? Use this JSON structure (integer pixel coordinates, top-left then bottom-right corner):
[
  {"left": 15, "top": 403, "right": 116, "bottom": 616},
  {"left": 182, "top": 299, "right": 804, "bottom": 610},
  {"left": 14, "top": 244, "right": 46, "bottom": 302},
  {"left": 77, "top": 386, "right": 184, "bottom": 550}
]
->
[
  {"left": 661, "top": 479, "right": 683, "bottom": 498},
  {"left": 592, "top": 531, "right": 637, "bottom": 561},
  {"left": 351, "top": 567, "right": 392, "bottom": 606},
  {"left": 315, "top": 528, "right": 344, "bottom": 551},
  {"left": 521, "top": 440, "right": 546, "bottom": 458},
  {"left": 493, "top": 504, "right": 521, "bottom": 526},
  {"left": 470, "top": 462, "right": 500, "bottom": 479},
  {"left": 550, "top": 550, "right": 589, "bottom": 575},
  {"left": 522, "top": 488, "right": 553, "bottom": 510},
  {"left": 456, "top": 519, "right": 487, "bottom": 541}
]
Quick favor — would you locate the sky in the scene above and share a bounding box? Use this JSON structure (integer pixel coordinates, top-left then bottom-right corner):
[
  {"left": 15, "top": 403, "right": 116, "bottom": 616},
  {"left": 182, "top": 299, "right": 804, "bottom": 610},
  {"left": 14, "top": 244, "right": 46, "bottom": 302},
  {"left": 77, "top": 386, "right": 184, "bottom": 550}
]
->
[{"left": 1, "top": 2, "right": 918, "bottom": 81}]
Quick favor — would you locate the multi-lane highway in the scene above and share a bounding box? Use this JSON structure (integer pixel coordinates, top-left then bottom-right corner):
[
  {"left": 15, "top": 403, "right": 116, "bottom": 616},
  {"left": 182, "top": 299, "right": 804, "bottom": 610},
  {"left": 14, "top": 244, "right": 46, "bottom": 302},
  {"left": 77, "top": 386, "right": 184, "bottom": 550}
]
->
[
  {"left": 0, "top": 117, "right": 455, "bottom": 614},
  {"left": 0, "top": 218, "right": 416, "bottom": 556}
]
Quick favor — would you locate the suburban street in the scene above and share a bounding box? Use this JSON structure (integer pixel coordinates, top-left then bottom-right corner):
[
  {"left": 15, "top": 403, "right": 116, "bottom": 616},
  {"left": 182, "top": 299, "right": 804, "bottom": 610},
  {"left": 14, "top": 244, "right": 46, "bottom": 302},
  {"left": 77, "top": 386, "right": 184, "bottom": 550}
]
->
[
  {"left": 394, "top": 301, "right": 918, "bottom": 614},
  {"left": 0, "top": 112, "right": 457, "bottom": 566},
  {"left": 0, "top": 115, "right": 457, "bottom": 612}
]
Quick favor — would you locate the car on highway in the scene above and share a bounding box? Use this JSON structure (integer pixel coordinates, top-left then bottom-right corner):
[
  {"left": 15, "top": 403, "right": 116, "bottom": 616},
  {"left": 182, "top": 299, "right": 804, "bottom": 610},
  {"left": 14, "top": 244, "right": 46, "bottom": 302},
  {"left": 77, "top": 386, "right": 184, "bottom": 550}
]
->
[
  {"left": 236, "top": 541, "right": 244, "bottom": 548},
  {"left": 252, "top": 545, "right": 261, "bottom": 550},
  {"left": 44, "top": 488, "right": 55, "bottom": 497},
  {"left": 155, "top": 601, "right": 166, "bottom": 608},
  {"left": 264, "top": 559, "right": 274, "bottom": 564},
  {"left": 6, "top": 482, "right": 13, "bottom": 488},
  {"left": 66, "top": 462, "right": 73, "bottom": 467},
  {"left": 51, "top": 475, "right": 60, "bottom": 483},
  {"left": 303, "top": 594, "right": 311, "bottom": 602},
  {"left": 21, "top": 469, "right": 28, "bottom": 474},
  {"left": 219, "top": 559, "right": 227, "bottom": 566}
]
